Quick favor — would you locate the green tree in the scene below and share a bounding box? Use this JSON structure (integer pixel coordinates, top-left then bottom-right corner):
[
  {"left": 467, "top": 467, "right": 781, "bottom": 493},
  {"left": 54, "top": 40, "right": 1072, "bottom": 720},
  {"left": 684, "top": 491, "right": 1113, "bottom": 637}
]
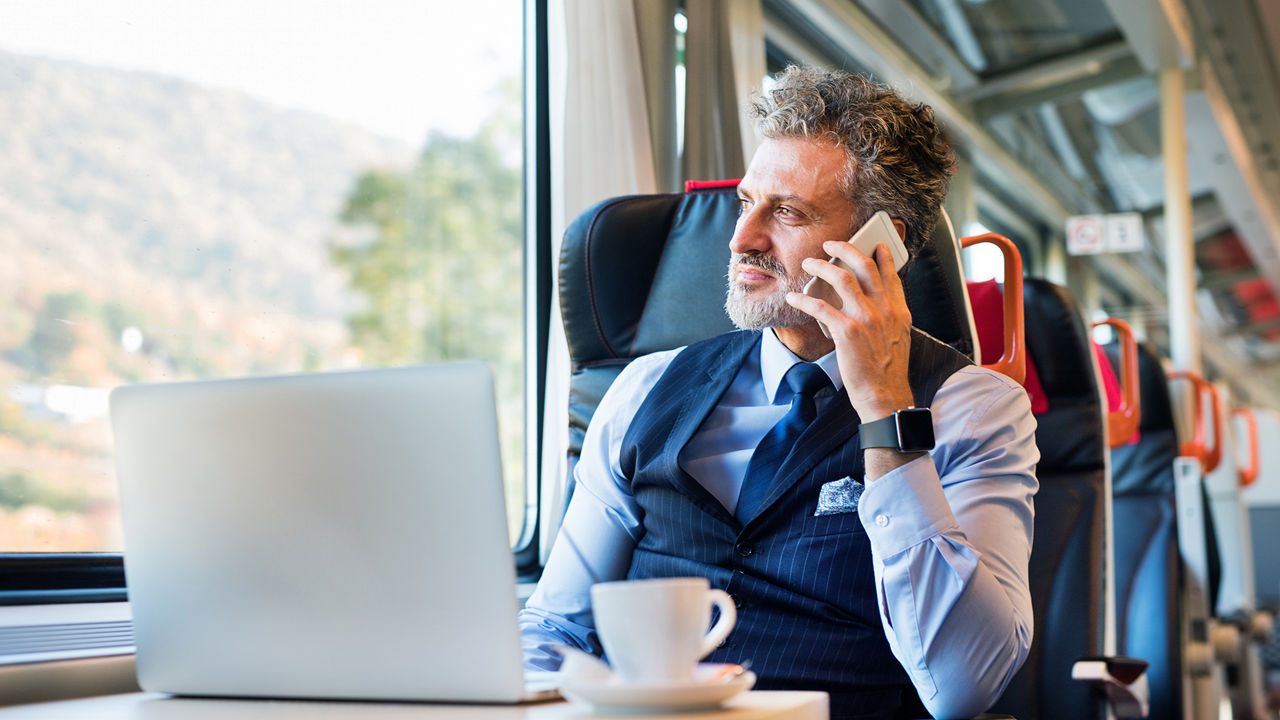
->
[
  {"left": 331, "top": 115, "right": 522, "bottom": 372},
  {"left": 330, "top": 84, "right": 527, "bottom": 537},
  {"left": 15, "top": 291, "right": 93, "bottom": 375}
]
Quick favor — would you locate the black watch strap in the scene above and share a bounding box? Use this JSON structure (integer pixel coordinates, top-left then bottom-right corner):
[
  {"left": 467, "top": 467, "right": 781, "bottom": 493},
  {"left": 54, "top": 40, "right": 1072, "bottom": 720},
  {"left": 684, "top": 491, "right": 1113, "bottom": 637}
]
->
[{"left": 859, "top": 407, "right": 935, "bottom": 452}]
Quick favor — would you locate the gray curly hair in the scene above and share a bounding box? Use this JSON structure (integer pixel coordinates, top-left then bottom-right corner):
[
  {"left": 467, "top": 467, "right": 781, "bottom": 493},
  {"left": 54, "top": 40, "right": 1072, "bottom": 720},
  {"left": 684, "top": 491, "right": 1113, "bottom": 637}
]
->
[{"left": 749, "top": 66, "right": 954, "bottom": 256}]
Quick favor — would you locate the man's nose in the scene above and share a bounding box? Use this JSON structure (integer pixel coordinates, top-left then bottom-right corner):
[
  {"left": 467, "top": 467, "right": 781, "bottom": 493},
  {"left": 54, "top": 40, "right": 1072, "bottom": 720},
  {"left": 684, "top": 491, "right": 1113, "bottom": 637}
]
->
[{"left": 729, "top": 206, "right": 769, "bottom": 255}]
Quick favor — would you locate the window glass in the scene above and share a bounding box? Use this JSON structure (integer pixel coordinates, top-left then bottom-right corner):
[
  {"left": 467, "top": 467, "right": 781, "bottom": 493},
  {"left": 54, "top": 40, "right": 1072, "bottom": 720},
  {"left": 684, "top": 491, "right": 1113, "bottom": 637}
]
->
[{"left": 0, "top": 0, "right": 527, "bottom": 551}]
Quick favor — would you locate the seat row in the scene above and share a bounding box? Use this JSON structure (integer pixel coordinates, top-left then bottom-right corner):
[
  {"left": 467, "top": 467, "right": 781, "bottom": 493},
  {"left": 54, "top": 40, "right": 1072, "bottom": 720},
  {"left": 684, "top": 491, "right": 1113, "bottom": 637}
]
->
[{"left": 556, "top": 181, "right": 1277, "bottom": 719}]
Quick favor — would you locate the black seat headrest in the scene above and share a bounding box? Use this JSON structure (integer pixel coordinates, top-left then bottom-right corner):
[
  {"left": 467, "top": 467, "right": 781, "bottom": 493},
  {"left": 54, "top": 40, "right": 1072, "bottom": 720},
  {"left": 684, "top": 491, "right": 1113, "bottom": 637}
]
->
[
  {"left": 559, "top": 187, "right": 738, "bottom": 368},
  {"left": 1105, "top": 341, "right": 1180, "bottom": 497},
  {"left": 1134, "top": 342, "right": 1175, "bottom": 433},
  {"left": 902, "top": 211, "right": 975, "bottom": 358}
]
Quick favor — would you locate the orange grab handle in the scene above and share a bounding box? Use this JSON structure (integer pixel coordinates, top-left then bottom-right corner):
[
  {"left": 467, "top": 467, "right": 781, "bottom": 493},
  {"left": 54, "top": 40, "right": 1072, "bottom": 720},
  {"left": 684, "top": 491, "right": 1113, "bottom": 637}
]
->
[
  {"left": 1092, "top": 319, "right": 1140, "bottom": 448},
  {"left": 1203, "top": 382, "right": 1223, "bottom": 473},
  {"left": 1232, "top": 407, "right": 1259, "bottom": 487},
  {"left": 960, "top": 233, "right": 1025, "bottom": 386},
  {"left": 1167, "top": 370, "right": 1224, "bottom": 473}
]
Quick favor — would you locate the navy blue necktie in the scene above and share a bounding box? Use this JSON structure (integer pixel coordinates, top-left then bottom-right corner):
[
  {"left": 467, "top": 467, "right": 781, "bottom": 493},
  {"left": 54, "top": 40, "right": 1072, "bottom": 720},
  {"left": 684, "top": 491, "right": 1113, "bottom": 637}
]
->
[{"left": 736, "top": 363, "right": 832, "bottom": 522}]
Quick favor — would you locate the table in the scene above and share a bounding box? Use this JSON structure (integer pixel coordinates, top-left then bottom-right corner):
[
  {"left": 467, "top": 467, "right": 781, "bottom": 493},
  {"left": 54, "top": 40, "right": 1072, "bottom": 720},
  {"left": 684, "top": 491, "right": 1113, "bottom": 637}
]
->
[{"left": 0, "top": 691, "right": 828, "bottom": 719}]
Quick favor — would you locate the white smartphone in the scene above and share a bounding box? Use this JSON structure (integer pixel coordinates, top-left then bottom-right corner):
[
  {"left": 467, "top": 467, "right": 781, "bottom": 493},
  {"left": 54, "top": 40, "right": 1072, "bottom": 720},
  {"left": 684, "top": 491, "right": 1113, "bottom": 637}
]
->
[
  {"left": 801, "top": 210, "right": 909, "bottom": 338},
  {"left": 801, "top": 210, "right": 908, "bottom": 311}
]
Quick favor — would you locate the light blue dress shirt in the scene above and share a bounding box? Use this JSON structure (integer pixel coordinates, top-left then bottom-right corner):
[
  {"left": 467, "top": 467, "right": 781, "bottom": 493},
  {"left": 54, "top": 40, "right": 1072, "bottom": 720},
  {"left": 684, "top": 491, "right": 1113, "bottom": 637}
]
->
[{"left": 521, "top": 329, "right": 1039, "bottom": 718}]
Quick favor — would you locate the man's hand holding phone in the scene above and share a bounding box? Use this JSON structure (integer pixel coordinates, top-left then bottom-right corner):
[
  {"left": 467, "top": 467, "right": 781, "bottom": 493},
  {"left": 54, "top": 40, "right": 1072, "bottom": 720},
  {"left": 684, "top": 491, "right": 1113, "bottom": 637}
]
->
[
  {"left": 786, "top": 210, "right": 916, "bottom": 434},
  {"left": 801, "top": 211, "right": 908, "bottom": 327}
]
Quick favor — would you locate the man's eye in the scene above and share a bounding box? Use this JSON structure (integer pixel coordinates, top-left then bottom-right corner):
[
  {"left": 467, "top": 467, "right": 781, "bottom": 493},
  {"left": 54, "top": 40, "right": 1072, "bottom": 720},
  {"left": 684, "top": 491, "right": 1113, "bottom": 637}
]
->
[
  {"left": 737, "top": 198, "right": 750, "bottom": 214},
  {"left": 777, "top": 206, "right": 794, "bottom": 217}
]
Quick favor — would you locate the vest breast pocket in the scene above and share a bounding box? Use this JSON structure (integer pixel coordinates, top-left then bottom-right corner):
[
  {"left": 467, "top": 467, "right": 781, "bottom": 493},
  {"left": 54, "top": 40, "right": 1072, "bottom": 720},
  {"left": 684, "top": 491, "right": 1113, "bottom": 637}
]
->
[{"left": 802, "top": 509, "right": 867, "bottom": 536}]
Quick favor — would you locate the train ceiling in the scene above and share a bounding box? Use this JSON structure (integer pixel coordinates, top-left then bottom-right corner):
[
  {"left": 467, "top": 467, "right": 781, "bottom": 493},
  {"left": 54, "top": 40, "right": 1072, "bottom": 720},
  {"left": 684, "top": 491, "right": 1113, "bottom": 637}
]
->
[{"left": 763, "top": 0, "right": 1280, "bottom": 406}]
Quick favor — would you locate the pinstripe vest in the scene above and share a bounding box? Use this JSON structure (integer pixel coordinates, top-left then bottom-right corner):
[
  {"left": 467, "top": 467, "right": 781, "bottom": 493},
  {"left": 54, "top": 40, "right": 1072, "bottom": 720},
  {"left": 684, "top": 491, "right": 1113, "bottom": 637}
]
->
[{"left": 619, "top": 329, "right": 970, "bottom": 714}]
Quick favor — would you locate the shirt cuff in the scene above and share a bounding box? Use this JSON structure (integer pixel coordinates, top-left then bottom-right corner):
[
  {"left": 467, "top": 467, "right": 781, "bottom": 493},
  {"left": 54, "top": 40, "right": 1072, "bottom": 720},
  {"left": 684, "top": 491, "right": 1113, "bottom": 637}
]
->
[{"left": 858, "top": 454, "right": 959, "bottom": 557}]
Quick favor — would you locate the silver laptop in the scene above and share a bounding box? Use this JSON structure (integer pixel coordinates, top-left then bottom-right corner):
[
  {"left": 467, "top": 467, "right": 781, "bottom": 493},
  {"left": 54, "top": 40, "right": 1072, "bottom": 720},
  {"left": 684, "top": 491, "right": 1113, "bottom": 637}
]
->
[{"left": 110, "top": 362, "right": 556, "bottom": 703}]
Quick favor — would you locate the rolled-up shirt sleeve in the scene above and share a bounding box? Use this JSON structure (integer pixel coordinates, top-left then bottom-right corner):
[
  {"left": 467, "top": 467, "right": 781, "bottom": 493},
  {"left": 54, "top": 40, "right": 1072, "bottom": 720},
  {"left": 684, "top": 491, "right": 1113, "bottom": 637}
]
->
[{"left": 858, "top": 366, "right": 1038, "bottom": 719}]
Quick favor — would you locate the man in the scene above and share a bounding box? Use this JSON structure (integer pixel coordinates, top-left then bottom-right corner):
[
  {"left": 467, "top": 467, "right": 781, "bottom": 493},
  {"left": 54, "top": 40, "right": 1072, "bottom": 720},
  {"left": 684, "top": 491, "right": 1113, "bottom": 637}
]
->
[{"left": 521, "top": 66, "right": 1038, "bottom": 720}]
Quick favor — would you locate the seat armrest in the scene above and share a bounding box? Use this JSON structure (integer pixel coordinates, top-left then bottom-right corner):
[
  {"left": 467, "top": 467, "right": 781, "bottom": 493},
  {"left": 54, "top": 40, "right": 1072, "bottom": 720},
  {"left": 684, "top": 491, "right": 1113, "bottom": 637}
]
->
[{"left": 1072, "top": 656, "right": 1149, "bottom": 718}]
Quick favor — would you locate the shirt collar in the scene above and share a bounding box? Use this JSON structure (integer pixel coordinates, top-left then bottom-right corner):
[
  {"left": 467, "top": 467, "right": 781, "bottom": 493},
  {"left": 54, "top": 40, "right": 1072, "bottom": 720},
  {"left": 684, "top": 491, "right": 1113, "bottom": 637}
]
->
[{"left": 760, "top": 329, "right": 844, "bottom": 403}]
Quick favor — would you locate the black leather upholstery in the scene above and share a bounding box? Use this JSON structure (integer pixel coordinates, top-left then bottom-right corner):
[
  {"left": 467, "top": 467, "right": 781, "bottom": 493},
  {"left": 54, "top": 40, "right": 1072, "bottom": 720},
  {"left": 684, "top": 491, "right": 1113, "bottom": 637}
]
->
[
  {"left": 989, "top": 278, "right": 1107, "bottom": 720},
  {"left": 1106, "top": 341, "right": 1183, "bottom": 720},
  {"left": 559, "top": 186, "right": 739, "bottom": 494},
  {"left": 902, "top": 211, "right": 976, "bottom": 358}
]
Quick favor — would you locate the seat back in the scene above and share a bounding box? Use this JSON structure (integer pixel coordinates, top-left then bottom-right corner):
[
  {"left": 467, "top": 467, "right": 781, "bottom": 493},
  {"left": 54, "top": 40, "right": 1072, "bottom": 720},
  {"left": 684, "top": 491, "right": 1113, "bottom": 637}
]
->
[
  {"left": 558, "top": 185, "right": 739, "bottom": 496},
  {"left": 1243, "top": 409, "right": 1280, "bottom": 609},
  {"left": 1106, "top": 341, "right": 1184, "bottom": 720},
  {"left": 903, "top": 208, "right": 977, "bottom": 358},
  {"left": 988, "top": 277, "right": 1108, "bottom": 720}
]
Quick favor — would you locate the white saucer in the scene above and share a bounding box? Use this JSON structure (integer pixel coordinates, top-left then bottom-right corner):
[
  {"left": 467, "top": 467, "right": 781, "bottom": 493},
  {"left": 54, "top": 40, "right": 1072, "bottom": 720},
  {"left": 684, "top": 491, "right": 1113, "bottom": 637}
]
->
[{"left": 560, "top": 664, "right": 756, "bottom": 714}]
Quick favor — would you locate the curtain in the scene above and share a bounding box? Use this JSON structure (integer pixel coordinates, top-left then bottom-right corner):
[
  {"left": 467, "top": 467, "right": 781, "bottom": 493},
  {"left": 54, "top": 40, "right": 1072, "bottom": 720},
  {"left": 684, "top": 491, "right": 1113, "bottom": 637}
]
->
[
  {"left": 682, "top": 0, "right": 765, "bottom": 183},
  {"left": 541, "top": 0, "right": 675, "bottom": 558}
]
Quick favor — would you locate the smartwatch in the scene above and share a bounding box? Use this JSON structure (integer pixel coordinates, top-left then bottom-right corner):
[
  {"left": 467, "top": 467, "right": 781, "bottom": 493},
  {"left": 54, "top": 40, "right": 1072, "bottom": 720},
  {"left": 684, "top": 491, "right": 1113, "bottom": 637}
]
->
[{"left": 859, "top": 407, "right": 935, "bottom": 452}]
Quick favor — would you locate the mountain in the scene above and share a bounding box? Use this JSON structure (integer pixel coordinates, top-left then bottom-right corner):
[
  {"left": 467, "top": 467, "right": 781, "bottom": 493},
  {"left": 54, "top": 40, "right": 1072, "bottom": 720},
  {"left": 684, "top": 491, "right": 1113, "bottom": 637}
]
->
[{"left": 0, "top": 49, "right": 415, "bottom": 383}]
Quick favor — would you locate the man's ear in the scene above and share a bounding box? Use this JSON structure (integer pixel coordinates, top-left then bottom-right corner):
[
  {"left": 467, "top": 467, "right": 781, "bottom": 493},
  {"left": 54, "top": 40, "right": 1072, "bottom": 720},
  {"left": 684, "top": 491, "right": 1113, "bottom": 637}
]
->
[{"left": 891, "top": 218, "right": 907, "bottom": 241}]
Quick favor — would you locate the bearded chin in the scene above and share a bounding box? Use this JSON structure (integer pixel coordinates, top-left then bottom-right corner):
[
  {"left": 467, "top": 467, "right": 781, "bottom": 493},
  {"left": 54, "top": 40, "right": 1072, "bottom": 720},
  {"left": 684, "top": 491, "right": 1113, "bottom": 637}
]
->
[{"left": 724, "top": 268, "right": 814, "bottom": 330}]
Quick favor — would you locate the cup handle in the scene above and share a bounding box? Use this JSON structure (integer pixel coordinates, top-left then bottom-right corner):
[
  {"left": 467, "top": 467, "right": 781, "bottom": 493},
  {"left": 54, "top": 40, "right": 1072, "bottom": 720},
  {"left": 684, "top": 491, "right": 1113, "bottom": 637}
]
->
[{"left": 699, "top": 589, "right": 737, "bottom": 658}]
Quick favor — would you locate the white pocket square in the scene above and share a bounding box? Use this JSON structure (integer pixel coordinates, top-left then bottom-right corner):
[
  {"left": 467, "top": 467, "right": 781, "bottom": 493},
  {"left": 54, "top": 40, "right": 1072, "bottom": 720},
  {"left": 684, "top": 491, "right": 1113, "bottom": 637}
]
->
[{"left": 815, "top": 476, "right": 864, "bottom": 516}]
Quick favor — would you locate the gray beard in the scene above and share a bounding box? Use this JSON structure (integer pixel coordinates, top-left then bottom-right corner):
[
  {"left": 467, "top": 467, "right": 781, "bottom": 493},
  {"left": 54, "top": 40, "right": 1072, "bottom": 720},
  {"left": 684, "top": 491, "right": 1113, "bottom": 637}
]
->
[{"left": 724, "top": 253, "right": 814, "bottom": 330}]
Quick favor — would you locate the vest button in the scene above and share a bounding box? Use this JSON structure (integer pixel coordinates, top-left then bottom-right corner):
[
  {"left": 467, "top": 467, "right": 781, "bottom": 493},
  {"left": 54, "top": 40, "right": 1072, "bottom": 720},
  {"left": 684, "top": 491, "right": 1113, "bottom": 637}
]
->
[{"left": 734, "top": 541, "right": 754, "bottom": 557}]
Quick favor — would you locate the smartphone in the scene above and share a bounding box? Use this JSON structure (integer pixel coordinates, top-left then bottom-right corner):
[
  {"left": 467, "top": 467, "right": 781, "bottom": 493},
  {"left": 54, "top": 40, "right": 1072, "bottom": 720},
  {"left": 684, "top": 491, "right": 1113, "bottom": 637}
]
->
[
  {"left": 801, "top": 210, "right": 908, "bottom": 311},
  {"left": 801, "top": 211, "right": 909, "bottom": 338}
]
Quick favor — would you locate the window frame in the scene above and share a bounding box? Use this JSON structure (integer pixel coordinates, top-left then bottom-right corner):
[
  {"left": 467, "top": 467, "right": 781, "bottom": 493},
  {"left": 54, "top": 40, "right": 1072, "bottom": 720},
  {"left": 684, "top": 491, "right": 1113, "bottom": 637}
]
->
[
  {"left": 0, "top": 554, "right": 126, "bottom": 605},
  {"left": 0, "top": 0, "right": 552, "bottom": 604}
]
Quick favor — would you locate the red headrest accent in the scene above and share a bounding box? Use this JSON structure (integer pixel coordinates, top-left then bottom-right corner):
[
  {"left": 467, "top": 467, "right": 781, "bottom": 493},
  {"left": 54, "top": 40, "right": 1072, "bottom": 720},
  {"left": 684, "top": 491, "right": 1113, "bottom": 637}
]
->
[
  {"left": 1092, "top": 340, "right": 1138, "bottom": 443},
  {"left": 684, "top": 179, "right": 741, "bottom": 192},
  {"left": 968, "top": 279, "right": 1047, "bottom": 414}
]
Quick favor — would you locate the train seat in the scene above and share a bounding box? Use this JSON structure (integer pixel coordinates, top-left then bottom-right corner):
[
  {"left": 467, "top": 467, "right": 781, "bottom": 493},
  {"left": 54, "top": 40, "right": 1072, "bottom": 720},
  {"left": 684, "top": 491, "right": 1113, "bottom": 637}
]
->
[
  {"left": 558, "top": 183, "right": 739, "bottom": 503},
  {"left": 981, "top": 277, "right": 1146, "bottom": 719},
  {"left": 1106, "top": 340, "right": 1185, "bottom": 720}
]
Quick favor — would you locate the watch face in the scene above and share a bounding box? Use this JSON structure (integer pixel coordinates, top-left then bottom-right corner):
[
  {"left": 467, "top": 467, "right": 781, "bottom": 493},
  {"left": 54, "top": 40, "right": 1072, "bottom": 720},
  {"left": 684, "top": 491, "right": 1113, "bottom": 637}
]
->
[{"left": 895, "top": 408, "right": 935, "bottom": 452}]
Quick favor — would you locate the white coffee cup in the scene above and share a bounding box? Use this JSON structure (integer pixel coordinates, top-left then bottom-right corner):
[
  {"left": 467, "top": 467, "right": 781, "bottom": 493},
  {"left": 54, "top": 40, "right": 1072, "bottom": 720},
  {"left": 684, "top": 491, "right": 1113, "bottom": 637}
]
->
[{"left": 590, "top": 577, "right": 736, "bottom": 685}]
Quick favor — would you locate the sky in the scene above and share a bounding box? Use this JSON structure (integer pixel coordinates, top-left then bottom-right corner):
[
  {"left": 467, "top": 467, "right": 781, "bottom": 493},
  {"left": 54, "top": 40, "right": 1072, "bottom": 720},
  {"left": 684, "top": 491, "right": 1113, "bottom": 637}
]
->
[{"left": 0, "top": 0, "right": 524, "bottom": 145}]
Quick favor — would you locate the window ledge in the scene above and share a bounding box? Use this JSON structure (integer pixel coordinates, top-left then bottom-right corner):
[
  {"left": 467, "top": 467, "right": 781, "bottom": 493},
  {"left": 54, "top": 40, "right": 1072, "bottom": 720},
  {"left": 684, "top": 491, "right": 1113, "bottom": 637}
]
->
[
  {"left": 0, "top": 654, "right": 139, "bottom": 708},
  {"left": 0, "top": 602, "right": 134, "bottom": 665}
]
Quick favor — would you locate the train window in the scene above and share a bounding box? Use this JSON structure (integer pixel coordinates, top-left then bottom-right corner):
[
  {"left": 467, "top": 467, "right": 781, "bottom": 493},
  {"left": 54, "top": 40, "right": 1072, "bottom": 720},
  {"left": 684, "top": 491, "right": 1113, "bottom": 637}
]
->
[{"left": 0, "top": 0, "right": 531, "bottom": 561}]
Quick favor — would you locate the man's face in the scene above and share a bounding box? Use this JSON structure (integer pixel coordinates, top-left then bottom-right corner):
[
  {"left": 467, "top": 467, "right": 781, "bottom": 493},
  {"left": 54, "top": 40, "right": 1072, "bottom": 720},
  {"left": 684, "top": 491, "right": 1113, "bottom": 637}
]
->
[{"left": 725, "top": 137, "right": 859, "bottom": 330}]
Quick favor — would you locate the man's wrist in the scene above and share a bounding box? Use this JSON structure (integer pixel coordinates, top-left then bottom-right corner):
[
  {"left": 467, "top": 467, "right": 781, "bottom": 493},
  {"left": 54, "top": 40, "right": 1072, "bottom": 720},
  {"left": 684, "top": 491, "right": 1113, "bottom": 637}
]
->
[{"left": 858, "top": 390, "right": 916, "bottom": 422}]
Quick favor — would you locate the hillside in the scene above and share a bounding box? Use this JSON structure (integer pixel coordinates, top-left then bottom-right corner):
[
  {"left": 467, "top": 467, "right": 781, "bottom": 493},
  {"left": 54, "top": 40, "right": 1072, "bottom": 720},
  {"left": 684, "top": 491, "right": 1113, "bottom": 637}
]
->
[{"left": 0, "top": 50, "right": 415, "bottom": 382}]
